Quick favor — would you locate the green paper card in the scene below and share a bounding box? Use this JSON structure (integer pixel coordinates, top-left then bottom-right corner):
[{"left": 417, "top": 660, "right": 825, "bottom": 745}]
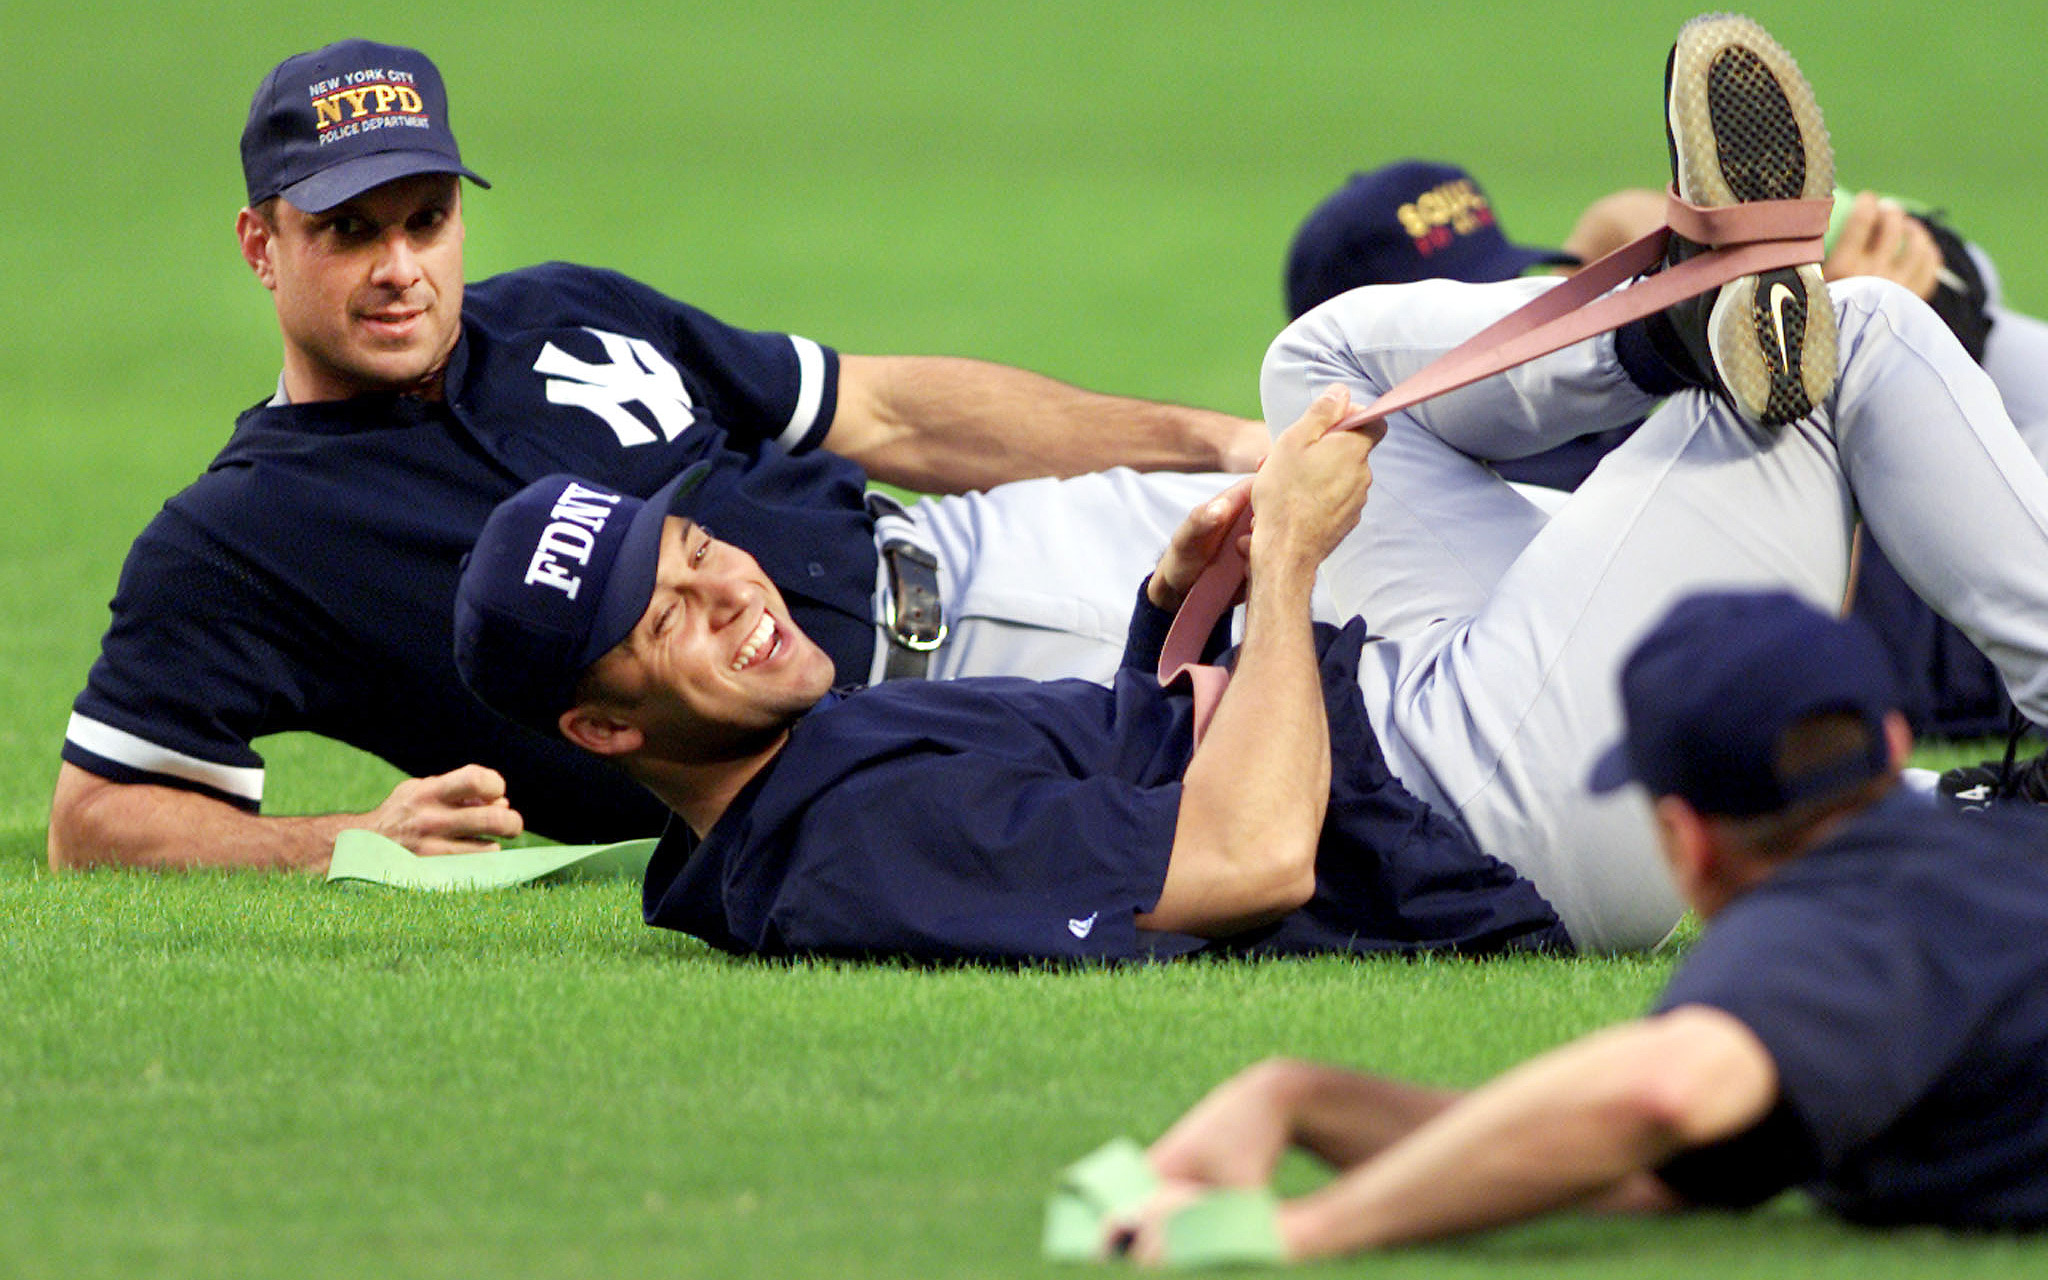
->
[
  {"left": 1044, "top": 1137, "right": 1160, "bottom": 1262},
  {"left": 1161, "top": 1188, "right": 1285, "bottom": 1269},
  {"left": 325, "top": 829, "right": 657, "bottom": 890}
]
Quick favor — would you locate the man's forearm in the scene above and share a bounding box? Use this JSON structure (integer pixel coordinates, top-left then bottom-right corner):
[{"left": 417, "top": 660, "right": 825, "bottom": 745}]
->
[
  {"left": 830, "top": 355, "right": 1262, "bottom": 494},
  {"left": 1285, "top": 1064, "right": 1465, "bottom": 1171},
  {"left": 49, "top": 760, "right": 524, "bottom": 873},
  {"left": 1148, "top": 1059, "right": 1465, "bottom": 1193},
  {"left": 49, "top": 763, "right": 354, "bottom": 873},
  {"left": 1273, "top": 1011, "right": 1778, "bottom": 1258},
  {"left": 1159, "top": 558, "right": 1330, "bottom": 929}
]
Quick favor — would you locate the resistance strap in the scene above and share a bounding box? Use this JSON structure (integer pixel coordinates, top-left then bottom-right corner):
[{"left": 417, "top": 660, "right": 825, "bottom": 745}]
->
[{"left": 1158, "top": 191, "right": 1832, "bottom": 742}]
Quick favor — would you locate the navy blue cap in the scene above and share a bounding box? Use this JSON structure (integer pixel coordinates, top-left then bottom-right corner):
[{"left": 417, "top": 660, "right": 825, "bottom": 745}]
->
[
  {"left": 1588, "top": 591, "right": 1900, "bottom": 816},
  {"left": 242, "top": 40, "right": 489, "bottom": 213},
  {"left": 453, "top": 466, "right": 711, "bottom": 734},
  {"left": 1284, "top": 161, "right": 1578, "bottom": 318}
]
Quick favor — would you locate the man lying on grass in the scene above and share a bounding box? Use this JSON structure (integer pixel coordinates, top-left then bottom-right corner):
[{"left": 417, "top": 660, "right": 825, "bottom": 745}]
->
[
  {"left": 449, "top": 386, "right": 1568, "bottom": 963},
  {"left": 1103, "top": 590, "right": 2048, "bottom": 1262}
]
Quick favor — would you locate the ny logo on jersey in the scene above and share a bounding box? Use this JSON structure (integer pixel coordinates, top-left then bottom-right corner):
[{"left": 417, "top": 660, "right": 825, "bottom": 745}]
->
[{"left": 533, "top": 328, "right": 696, "bottom": 447}]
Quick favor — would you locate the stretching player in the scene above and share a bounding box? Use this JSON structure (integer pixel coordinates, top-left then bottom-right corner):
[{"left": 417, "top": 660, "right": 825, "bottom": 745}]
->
[
  {"left": 1285, "top": 159, "right": 2036, "bottom": 742},
  {"left": 1110, "top": 590, "right": 2048, "bottom": 1262},
  {"left": 1199, "top": 11, "right": 2048, "bottom": 950},
  {"left": 51, "top": 39, "right": 1263, "bottom": 873},
  {"left": 449, "top": 391, "right": 1568, "bottom": 963}
]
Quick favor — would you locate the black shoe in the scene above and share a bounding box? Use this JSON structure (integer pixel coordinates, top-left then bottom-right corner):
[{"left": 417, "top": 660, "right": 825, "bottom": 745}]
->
[
  {"left": 1648, "top": 13, "right": 1838, "bottom": 427},
  {"left": 1941, "top": 752, "right": 2048, "bottom": 808},
  {"left": 1939, "top": 712, "right": 2048, "bottom": 808}
]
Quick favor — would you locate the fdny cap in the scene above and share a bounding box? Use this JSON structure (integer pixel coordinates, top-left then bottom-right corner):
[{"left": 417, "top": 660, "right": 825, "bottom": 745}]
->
[
  {"left": 1284, "top": 160, "right": 1577, "bottom": 318},
  {"left": 453, "top": 465, "right": 712, "bottom": 734},
  {"left": 242, "top": 39, "right": 489, "bottom": 212},
  {"left": 1588, "top": 590, "right": 1900, "bottom": 816}
]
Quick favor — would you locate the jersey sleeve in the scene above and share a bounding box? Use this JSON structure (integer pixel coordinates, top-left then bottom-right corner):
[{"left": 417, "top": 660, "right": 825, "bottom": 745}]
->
[
  {"left": 588, "top": 266, "right": 841, "bottom": 455},
  {"left": 63, "top": 514, "right": 313, "bottom": 810},
  {"left": 1651, "top": 887, "right": 1975, "bottom": 1201}
]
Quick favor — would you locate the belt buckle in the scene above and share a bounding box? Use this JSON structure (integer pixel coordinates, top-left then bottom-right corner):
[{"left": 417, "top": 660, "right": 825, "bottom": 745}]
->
[{"left": 882, "top": 539, "right": 946, "bottom": 652}]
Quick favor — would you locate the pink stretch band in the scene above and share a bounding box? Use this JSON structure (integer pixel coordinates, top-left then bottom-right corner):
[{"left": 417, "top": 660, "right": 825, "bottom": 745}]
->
[{"left": 1158, "top": 196, "right": 1831, "bottom": 743}]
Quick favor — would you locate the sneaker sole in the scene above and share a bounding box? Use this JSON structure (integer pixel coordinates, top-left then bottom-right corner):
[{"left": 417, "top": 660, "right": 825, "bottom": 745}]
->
[{"left": 1669, "top": 13, "right": 1838, "bottom": 425}]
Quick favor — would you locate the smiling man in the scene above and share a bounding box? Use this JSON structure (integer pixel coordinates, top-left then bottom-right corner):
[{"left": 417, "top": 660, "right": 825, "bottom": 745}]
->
[{"left": 449, "top": 388, "right": 1567, "bottom": 963}]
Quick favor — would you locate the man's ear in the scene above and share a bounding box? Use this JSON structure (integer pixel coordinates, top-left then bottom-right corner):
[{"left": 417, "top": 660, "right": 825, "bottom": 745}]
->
[
  {"left": 1652, "top": 794, "right": 1717, "bottom": 908},
  {"left": 1884, "top": 710, "right": 1914, "bottom": 772},
  {"left": 236, "top": 207, "right": 277, "bottom": 289},
  {"left": 559, "top": 704, "right": 644, "bottom": 758}
]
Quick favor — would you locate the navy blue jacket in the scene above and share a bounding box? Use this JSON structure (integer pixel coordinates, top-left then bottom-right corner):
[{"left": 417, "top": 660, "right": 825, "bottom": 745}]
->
[{"left": 1655, "top": 791, "right": 2048, "bottom": 1228}]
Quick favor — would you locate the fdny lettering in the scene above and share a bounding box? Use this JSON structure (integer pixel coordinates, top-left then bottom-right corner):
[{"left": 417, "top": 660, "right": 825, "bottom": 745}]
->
[
  {"left": 534, "top": 329, "right": 696, "bottom": 448},
  {"left": 1395, "top": 178, "right": 1499, "bottom": 255},
  {"left": 523, "top": 483, "right": 625, "bottom": 599}
]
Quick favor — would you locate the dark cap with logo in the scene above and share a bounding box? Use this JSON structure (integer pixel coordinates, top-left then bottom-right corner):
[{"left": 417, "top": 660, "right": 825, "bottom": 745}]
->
[
  {"left": 453, "top": 465, "right": 711, "bottom": 735},
  {"left": 1285, "top": 160, "right": 1578, "bottom": 319},
  {"left": 1588, "top": 590, "right": 1900, "bottom": 817},
  {"left": 242, "top": 39, "right": 489, "bottom": 213}
]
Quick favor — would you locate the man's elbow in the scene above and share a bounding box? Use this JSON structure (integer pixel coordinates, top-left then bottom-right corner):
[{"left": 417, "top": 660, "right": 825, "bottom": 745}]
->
[
  {"left": 47, "top": 797, "right": 96, "bottom": 871},
  {"left": 1144, "top": 827, "right": 1319, "bottom": 937},
  {"left": 1217, "top": 830, "right": 1319, "bottom": 926},
  {"left": 1610, "top": 1010, "right": 1780, "bottom": 1152},
  {"left": 48, "top": 764, "right": 143, "bottom": 872}
]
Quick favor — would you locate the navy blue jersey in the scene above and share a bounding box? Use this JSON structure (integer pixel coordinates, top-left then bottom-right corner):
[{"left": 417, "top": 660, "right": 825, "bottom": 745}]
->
[
  {"left": 66, "top": 263, "right": 875, "bottom": 841},
  {"left": 1653, "top": 791, "right": 2048, "bottom": 1228},
  {"left": 642, "top": 610, "right": 1569, "bottom": 963}
]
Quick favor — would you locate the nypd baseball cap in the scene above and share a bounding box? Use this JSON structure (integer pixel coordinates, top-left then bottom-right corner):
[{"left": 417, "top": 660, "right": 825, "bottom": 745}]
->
[
  {"left": 1588, "top": 590, "right": 1900, "bottom": 817},
  {"left": 453, "top": 465, "right": 712, "bottom": 734},
  {"left": 1284, "top": 161, "right": 1578, "bottom": 319},
  {"left": 242, "top": 39, "right": 489, "bottom": 213}
]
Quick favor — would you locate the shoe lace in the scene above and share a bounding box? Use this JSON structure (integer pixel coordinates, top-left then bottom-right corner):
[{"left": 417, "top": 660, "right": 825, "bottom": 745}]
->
[{"left": 1992, "top": 704, "right": 2038, "bottom": 800}]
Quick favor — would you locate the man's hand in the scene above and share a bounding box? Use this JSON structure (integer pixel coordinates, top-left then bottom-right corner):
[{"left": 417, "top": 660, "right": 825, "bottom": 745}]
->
[
  {"left": 1146, "top": 478, "right": 1252, "bottom": 613},
  {"left": 1249, "top": 385, "right": 1385, "bottom": 576},
  {"left": 1145, "top": 1058, "right": 1306, "bottom": 1191},
  {"left": 365, "top": 764, "right": 525, "bottom": 856},
  {"left": 1822, "top": 191, "right": 1941, "bottom": 301},
  {"left": 1105, "top": 1178, "right": 1213, "bottom": 1267}
]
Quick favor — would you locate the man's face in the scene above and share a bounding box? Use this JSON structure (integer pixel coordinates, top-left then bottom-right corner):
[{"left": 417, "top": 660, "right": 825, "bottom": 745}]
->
[
  {"left": 584, "top": 517, "right": 838, "bottom": 763},
  {"left": 238, "top": 173, "right": 466, "bottom": 401}
]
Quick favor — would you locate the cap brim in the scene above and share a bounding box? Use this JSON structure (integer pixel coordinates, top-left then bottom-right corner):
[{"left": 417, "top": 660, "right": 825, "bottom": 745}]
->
[
  {"left": 1586, "top": 740, "right": 1635, "bottom": 795},
  {"left": 576, "top": 462, "right": 715, "bottom": 669},
  {"left": 278, "top": 150, "right": 490, "bottom": 213}
]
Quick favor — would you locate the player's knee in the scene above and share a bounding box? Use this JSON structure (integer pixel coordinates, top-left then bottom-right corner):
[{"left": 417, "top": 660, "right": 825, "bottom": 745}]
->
[{"left": 1832, "top": 274, "right": 1941, "bottom": 346}]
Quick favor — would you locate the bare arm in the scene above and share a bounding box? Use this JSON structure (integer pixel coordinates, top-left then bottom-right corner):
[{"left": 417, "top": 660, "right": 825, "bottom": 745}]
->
[
  {"left": 1145, "top": 1057, "right": 1464, "bottom": 1193},
  {"left": 827, "top": 355, "right": 1266, "bottom": 495},
  {"left": 1139, "top": 388, "right": 1382, "bottom": 936},
  {"left": 48, "top": 760, "right": 526, "bottom": 874},
  {"left": 1272, "top": 1007, "right": 1778, "bottom": 1259}
]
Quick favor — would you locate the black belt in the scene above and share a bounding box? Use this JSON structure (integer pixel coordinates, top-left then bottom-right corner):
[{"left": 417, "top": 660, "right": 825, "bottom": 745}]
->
[{"left": 880, "top": 538, "right": 946, "bottom": 680}]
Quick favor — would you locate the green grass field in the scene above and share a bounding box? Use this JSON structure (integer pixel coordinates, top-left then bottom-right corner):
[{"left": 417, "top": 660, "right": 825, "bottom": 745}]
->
[{"left": 6, "top": 2, "right": 2048, "bottom": 1276}]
